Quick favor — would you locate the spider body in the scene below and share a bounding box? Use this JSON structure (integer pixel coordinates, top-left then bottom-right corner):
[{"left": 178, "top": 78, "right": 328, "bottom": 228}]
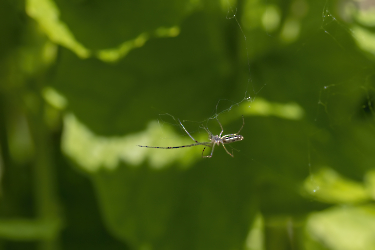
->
[
  {"left": 138, "top": 116, "right": 244, "bottom": 158},
  {"left": 222, "top": 134, "right": 244, "bottom": 144}
]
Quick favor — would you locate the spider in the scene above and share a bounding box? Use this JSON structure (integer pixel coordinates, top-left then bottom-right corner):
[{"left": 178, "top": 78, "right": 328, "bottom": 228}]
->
[{"left": 138, "top": 116, "right": 244, "bottom": 158}]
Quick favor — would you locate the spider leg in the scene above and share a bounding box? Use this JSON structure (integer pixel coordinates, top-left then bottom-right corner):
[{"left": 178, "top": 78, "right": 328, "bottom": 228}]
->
[
  {"left": 202, "top": 147, "right": 207, "bottom": 157},
  {"left": 216, "top": 117, "right": 224, "bottom": 137},
  {"left": 236, "top": 115, "right": 245, "bottom": 134},
  {"left": 222, "top": 144, "right": 234, "bottom": 157},
  {"left": 138, "top": 142, "right": 210, "bottom": 149},
  {"left": 201, "top": 125, "right": 213, "bottom": 137},
  {"left": 203, "top": 143, "right": 215, "bottom": 158},
  {"left": 178, "top": 119, "right": 198, "bottom": 143}
]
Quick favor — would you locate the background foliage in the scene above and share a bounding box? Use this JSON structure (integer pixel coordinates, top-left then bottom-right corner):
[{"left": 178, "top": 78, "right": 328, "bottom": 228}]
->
[{"left": 1, "top": 0, "right": 375, "bottom": 249}]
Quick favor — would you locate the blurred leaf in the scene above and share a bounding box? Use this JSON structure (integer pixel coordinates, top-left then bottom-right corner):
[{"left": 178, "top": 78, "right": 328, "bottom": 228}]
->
[
  {"left": 307, "top": 205, "right": 375, "bottom": 250},
  {"left": 303, "top": 167, "right": 370, "bottom": 204},
  {"left": 93, "top": 161, "right": 258, "bottom": 250},
  {"left": 0, "top": 219, "right": 62, "bottom": 240},
  {"left": 52, "top": 9, "right": 233, "bottom": 135},
  {"left": 53, "top": 0, "right": 197, "bottom": 50},
  {"left": 26, "top": 0, "right": 90, "bottom": 58},
  {"left": 2, "top": 0, "right": 375, "bottom": 249}
]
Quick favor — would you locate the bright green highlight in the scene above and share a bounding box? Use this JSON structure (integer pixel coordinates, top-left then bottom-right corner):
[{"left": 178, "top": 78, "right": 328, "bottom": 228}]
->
[
  {"left": 262, "top": 5, "right": 280, "bottom": 33},
  {"left": 42, "top": 87, "right": 67, "bottom": 109},
  {"left": 242, "top": 0, "right": 266, "bottom": 30},
  {"left": 61, "top": 114, "right": 199, "bottom": 171},
  {"left": 97, "top": 33, "right": 149, "bottom": 63},
  {"left": 98, "top": 26, "right": 180, "bottom": 63},
  {"left": 353, "top": 6, "right": 375, "bottom": 27},
  {"left": 349, "top": 5, "right": 375, "bottom": 56},
  {"left": 26, "top": 0, "right": 90, "bottom": 58},
  {"left": 365, "top": 170, "right": 375, "bottom": 200},
  {"left": 42, "top": 40, "right": 58, "bottom": 65},
  {"left": 352, "top": 25, "right": 375, "bottom": 56},
  {"left": 303, "top": 168, "right": 370, "bottom": 204},
  {"left": 280, "top": 18, "right": 300, "bottom": 43},
  {"left": 155, "top": 26, "right": 180, "bottom": 37},
  {"left": 244, "top": 214, "right": 264, "bottom": 250},
  {"left": 307, "top": 205, "right": 375, "bottom": 250},
  {"left": 243, "top": 98, "right": 304, "bottom": 120},
  {"left": 26, "top": 0, "right": 181, "bottom": 62}
]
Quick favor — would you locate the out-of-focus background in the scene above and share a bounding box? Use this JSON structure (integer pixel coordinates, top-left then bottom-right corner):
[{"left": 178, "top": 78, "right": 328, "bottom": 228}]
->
[{"left": 1, "top": 0, "right": 375, "bottom": 249}]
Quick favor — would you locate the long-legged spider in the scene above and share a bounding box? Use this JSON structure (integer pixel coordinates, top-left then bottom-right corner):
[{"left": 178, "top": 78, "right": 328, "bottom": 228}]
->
[{"left": 138, "top": 116, "right": 244, "bottom": 158}]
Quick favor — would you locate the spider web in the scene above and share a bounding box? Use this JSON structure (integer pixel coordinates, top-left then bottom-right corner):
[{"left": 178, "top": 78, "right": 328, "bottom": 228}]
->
[
  {"left": 150, "top": 0, "right": 261, "bottom": 152},
  {"left": 302, "top": 1, "right": 375, "bottom": 249},
  {"left": 54, "top": 0, "right": 375, "bottom": 248},
  {"left": 141, "top": 1, "right": 375, "bottom": 248}
]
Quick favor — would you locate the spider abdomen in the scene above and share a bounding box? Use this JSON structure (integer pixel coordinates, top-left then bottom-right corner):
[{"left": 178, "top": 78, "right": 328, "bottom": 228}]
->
[{"left": 222, "top": 134, "right": 244, "bottom": 144}]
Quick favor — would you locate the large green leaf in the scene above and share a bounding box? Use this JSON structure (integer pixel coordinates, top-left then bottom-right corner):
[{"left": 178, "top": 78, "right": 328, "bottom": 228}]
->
[{"left": 2, "top": 0, "right": 375, "bottom": 249}]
